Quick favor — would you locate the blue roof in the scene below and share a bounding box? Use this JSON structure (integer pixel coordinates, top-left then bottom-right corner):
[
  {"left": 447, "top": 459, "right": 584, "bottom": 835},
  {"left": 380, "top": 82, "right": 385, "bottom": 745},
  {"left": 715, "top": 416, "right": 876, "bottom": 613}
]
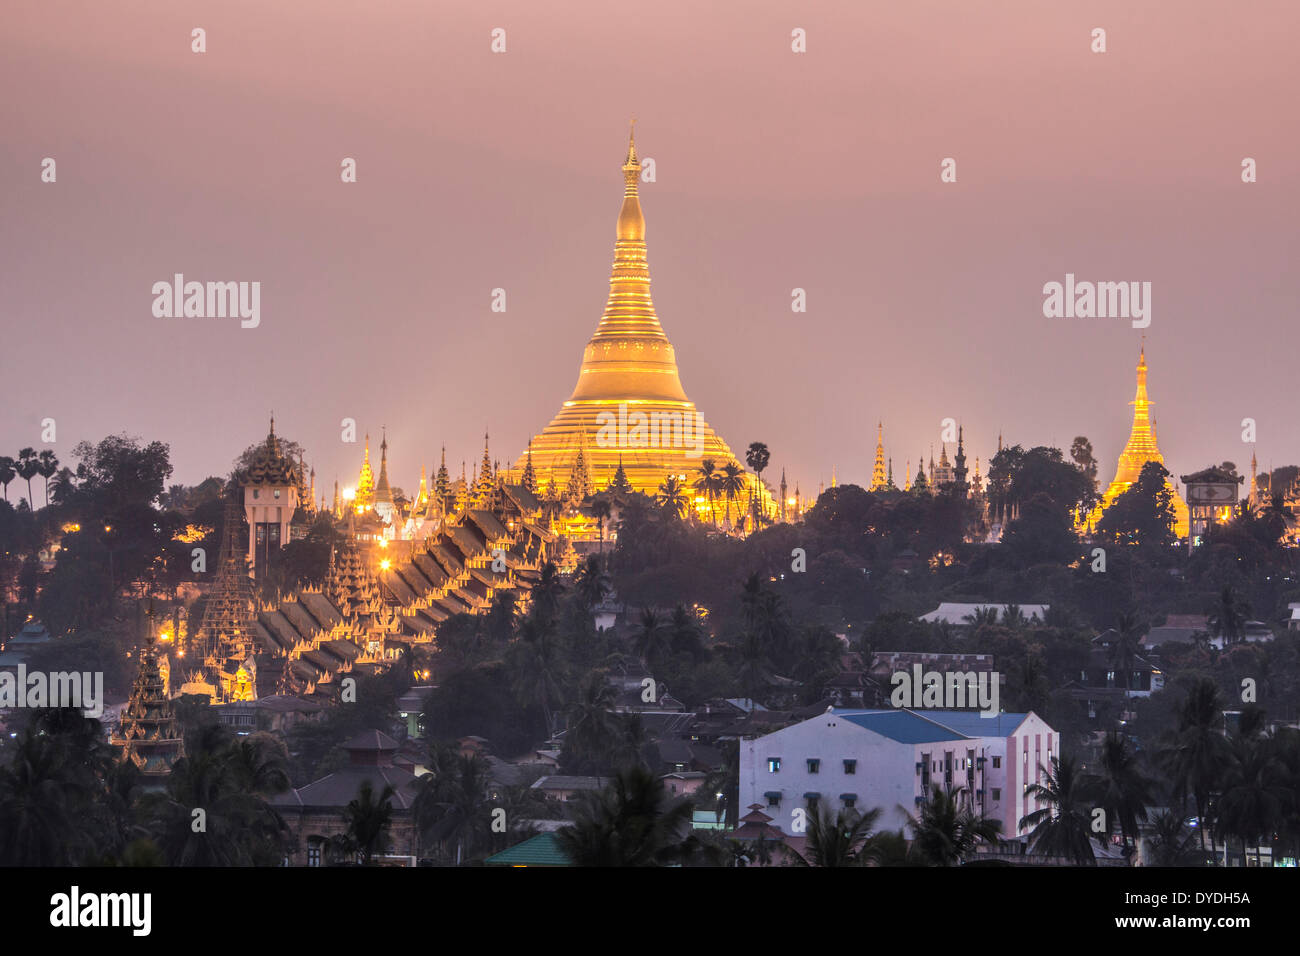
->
[
  {"left": 920, "top": 711, "right": 1029, "bottom": 738},
  {"left": 836, "top": 710, "right": 968, "bottom": 744}
]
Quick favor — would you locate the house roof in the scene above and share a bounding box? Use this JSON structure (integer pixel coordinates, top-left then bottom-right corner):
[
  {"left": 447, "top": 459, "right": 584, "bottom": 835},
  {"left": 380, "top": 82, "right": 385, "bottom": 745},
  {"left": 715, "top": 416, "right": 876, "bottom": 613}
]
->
[
  {"left": 836, "top": 710, "right": 968, "bottom": 743},
  {"left": 484, "top": 832, "right": 572, "bottom": 867},
  {"left": 920, "top": 710, "right": 1031, "bottom": 738},
  {"left": 530, "top": 775, "right": 609, "bottom": 792},
  {"left": 343, "top": 729, "right": 399, "bottom": 752},
  {"left": 832, "top": 708, "right": 1031, "bottom": 742},
  {"left": 919, "top": 603, "right": 1050, "bottom": 625}
]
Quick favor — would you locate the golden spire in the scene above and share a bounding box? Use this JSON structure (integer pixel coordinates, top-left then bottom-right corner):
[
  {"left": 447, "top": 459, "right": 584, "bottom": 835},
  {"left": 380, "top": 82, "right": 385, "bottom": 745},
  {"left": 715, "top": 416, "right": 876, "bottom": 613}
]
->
[
  {"left": 517, "top": 131, "right": 766, "bottom": 520},
  {"left": 870, "top": 422, "right": 888, "bottom": 491},
  {"left": 566, "top": 125, "right": 687, "bottom": 404},
  {"left": 1082, "top": 343, "right": 1188, "bottom": 537}
]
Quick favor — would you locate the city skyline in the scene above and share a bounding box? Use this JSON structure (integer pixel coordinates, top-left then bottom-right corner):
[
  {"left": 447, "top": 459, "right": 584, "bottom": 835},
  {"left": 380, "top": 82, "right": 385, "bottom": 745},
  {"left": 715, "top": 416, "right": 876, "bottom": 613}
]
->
[{"left": 4, "top": 1, "right": 1297, "bottom": 491}]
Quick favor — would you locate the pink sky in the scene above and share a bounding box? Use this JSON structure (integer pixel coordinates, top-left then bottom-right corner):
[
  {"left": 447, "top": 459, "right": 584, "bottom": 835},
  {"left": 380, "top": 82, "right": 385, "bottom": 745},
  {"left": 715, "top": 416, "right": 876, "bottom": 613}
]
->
[{"left": 3, "top": 0, "right": 1297, "bottom": 497}]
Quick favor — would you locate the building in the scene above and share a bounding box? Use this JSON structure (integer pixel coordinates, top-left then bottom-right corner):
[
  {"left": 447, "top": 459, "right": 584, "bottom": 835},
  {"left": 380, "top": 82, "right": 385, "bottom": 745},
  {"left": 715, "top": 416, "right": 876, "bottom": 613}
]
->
[
  {"left": 1081, "top": 345, "right": 1190, "bottom": 538},
  {"left": 739, "top": 707, "right": 1059, "bottom": 842},
  {"left": 1181, "top": 465, "right": 1244, "bottom": 548},
  {"left": 242, "top": 418, "right": 300, "bottom": 578},
  {"left": 112, "top": 628, "right": 185, "bottom": 788},
  {"left": 516, "top": 129, "right": 771, "bottom": 520},
  {"left": 918, "top": 603, "right": 1049, "bottom": 628},
  {"left": 272, "top": 730, "right": 421, "bottom": 866}
]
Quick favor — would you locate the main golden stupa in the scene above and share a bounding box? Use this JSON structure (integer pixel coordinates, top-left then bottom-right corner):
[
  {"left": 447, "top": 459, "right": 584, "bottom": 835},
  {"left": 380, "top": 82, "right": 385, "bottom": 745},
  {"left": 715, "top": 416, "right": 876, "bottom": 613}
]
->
[
  {"left": 517, "top": 129, "right": 763, "bottom": 509},
  {"left": 1083, "top": 344, "right": 1189, "bottom": 538}
]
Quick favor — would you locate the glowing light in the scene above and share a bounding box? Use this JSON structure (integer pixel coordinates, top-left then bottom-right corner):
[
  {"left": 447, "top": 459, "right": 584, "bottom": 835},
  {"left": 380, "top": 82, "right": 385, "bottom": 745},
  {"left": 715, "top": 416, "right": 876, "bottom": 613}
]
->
[
  {"left": 342, "top": 487, "right": 356, "bottom": 500},
  {"left": 379, "top": 559, "right": 391, "bottom": 571}
]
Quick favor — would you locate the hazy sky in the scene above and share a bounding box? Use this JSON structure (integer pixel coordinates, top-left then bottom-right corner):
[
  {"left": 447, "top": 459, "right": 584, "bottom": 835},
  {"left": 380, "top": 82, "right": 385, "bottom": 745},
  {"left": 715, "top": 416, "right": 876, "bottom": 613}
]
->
[{"left": 4, "top": 1, "right": 1297, "bottom": 499}]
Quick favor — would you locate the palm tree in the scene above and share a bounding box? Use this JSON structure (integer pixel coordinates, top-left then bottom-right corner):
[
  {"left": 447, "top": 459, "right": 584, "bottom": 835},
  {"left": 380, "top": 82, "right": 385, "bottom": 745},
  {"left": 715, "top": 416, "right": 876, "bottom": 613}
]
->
[
  {"left": 338, "top": 780, "right": 396, "bottom": 865},
  {"left": 1095, "top": 731, "right": 1153, "bottom": 851},
  {"left": 963, "top": 606, "right": 1000, "bottom": 628},
  {"left": 718, "top": 462, "right": 746, "bottom": 530},
  {"left": 692, "top": 459, "right": 719, "bottom": 527},
  {"left": 1001, "top": 603, "right": 1027, "bottom": 629},
  {"left": 555, "top": 767, "right": 695, "bottom": 866},
  {"left": 1020, "top": 754, "right": 1098, "bottom": 865},
  {"left": 508, "top": 622, "right": 567, "bottom": 740},
  {"left": 656, "top": 475, "right": 689, "bottom": 520},
  {"left": 49, "top": 466, "right": 76, "bottom": 505},
  {"left": 792, "top": 804, "right": 885, "bottom": 867},
  {"left": 36, "top": 450, "right": 59, "bottom": 508},
  {"left": 1144, "top": 810, "right": 1201, "bottom": 866},
  {"left": 572, "top": 554, "right": 610, "bottom": 610},
  {"left": 1214, "top": 731, "right": 1289, "bottom": 866},
  {"left": 563, "top": 672, "right": 620, "bottom": 771},
  {"left": 1160, "top": 677, "right": 1231, "bottom": 849},
  {"left": 0, "top": 726, "right": 97, "bottom": 865},
  {"left": 668, "top": 604, "right": 706, "bottom": 660},
  {"left": 700, "top": 741, "right": 740, "bottom": 828},
  {"left": 1208, "top": 586, "right": 1250, "bottom": 646},
  {"left": 904, "top": 785, "right": 1002, "bottom": 865},
  {"left": 1260, "top": 492, "right": 1292, "bottom": 545},
  {"left": 632, "top": 607, "right": 670, "bottom": 669},
  {"left": 145, "top": 724, "right": 289, "bottom": 866},
  {"left": 528, "top": 561, "right": 566, "bottom": 624},
  {"left": 412, "top": 746, "right": 493, "bottom": 864},
  {"left": 745, "top": 442, "right": 770, "bottom": 528},
  {"left": 0, "top": 456, "right": 15, "bottom": 503},
  {"left": 15, "top": 448, "right": 39, "bottom": 509},
  {"left": 1109, "top": 612, "right": 1146, "bottom": 689},
  {"left": 592, "top": 497, "right": 612, "bottom": 553}
]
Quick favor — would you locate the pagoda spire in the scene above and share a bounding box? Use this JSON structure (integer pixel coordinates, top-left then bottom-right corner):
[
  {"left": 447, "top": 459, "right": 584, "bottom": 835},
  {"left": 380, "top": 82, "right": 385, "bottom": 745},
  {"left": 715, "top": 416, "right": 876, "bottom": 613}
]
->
[
  {"left": 356, "top": 434, "right": 375, "bottom": 509},
  {"left": 870, "top": 422, "right": 888, "bottom": 491},
  {"left": 521, "top": 439, "right": 538, "bottom": 493},
  {"left": 1081, "top": 343, "right": 1189, "bottom": 537}
]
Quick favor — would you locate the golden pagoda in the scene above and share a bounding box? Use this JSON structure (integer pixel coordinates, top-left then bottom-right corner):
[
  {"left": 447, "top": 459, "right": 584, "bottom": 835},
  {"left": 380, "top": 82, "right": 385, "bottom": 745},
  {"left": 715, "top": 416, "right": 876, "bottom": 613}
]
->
[
  {"left": 869, "top": 423, "right": 888, "bottom": 491},
  {"left": 356, "top": 434, "right": 375, "bottom": 511},
  {"left": 516, "top": 128, "right": 768, "bottom": 518},
  {"left": 1083, "top": 344, "right": 1189, "bottom": 538}
]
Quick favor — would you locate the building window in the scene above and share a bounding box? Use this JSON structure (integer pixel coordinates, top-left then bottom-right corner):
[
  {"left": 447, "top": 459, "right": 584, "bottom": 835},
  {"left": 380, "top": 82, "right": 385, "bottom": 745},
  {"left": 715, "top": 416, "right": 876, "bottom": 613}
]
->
[
  {"left": 992, "top": 756, "right": 1001, "bottom": 769},
  {"left": 274, "top": 489, "right": 281, "bottom": 499},
  {"left": 843, "top": 797, "right": 856, "bottom": 809},
  {"left": 807, "top": 759, "right": 820, "bottom": 774},
  {"left": 767, "top": 793, "right": 781, "bottom": 808},
  {"left": 768, "top": 757, "right": 781, "bottom": 773},
  {"left": 991, "top": 788, "right": 1001, "bottom": 800},
  {"left": 253, "top": 489, "right": 260, "bottom": 500},
  {"left": 307, "top": 844, "right": 321, "bottom": 868},
  {"left": 843, "top": 759, "right": 856, "bottom": 775}
]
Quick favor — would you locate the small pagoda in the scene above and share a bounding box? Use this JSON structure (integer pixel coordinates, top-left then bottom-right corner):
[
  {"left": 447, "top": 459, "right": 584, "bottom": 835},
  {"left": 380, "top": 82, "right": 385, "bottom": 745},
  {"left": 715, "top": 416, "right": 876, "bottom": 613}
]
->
[{"left": 113, "top": 614, "right": 186, "bottom": 788}]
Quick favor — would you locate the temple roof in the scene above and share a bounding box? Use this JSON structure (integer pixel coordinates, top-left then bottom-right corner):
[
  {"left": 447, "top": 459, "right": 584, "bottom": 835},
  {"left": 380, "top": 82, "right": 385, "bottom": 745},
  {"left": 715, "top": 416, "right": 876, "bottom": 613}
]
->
[{"left": 244, "top": 418, "right": 298, "bottom": 486}]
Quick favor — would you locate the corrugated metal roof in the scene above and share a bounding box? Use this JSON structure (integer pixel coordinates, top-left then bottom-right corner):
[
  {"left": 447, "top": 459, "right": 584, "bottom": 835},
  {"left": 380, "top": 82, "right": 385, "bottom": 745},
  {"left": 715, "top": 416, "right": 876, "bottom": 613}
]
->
[{"left": 835, "top": 709, "right": 968, "bottom": 743}]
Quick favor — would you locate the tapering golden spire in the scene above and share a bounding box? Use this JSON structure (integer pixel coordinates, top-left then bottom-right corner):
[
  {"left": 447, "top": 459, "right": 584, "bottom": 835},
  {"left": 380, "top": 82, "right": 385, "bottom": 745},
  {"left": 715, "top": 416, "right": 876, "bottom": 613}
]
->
[
  {"left": 1082, "top": 343, "right": 1188, "bottom": 537},
  {"left": 566, "top": 124, "right": 686, "bottom": 403},
  {"left": 870, "top": 422, "right": 888, "bottom": 491},
  {"left": 517, "top": 130, "right": 769, "bottom": 520}
]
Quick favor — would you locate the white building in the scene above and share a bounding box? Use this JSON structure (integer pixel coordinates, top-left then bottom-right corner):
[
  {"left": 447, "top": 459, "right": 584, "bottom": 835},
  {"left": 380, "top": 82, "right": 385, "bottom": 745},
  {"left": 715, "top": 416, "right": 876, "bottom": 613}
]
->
[
  {"left": 919, "top": 603, "right": 1050, "bottom": 627},
  {"left": 739, "top": 708, "right": 1059, "bottom": 841}
]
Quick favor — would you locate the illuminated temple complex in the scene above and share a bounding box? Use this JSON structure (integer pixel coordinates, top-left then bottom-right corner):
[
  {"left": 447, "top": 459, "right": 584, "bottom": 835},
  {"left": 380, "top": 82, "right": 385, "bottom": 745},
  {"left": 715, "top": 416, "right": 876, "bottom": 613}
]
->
[
  {"left": 515, "top": 130, "right": 771, "bottom": 518},
  {"left": 1082, "top": 345, "right": 1190, "bottom": 538}
]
